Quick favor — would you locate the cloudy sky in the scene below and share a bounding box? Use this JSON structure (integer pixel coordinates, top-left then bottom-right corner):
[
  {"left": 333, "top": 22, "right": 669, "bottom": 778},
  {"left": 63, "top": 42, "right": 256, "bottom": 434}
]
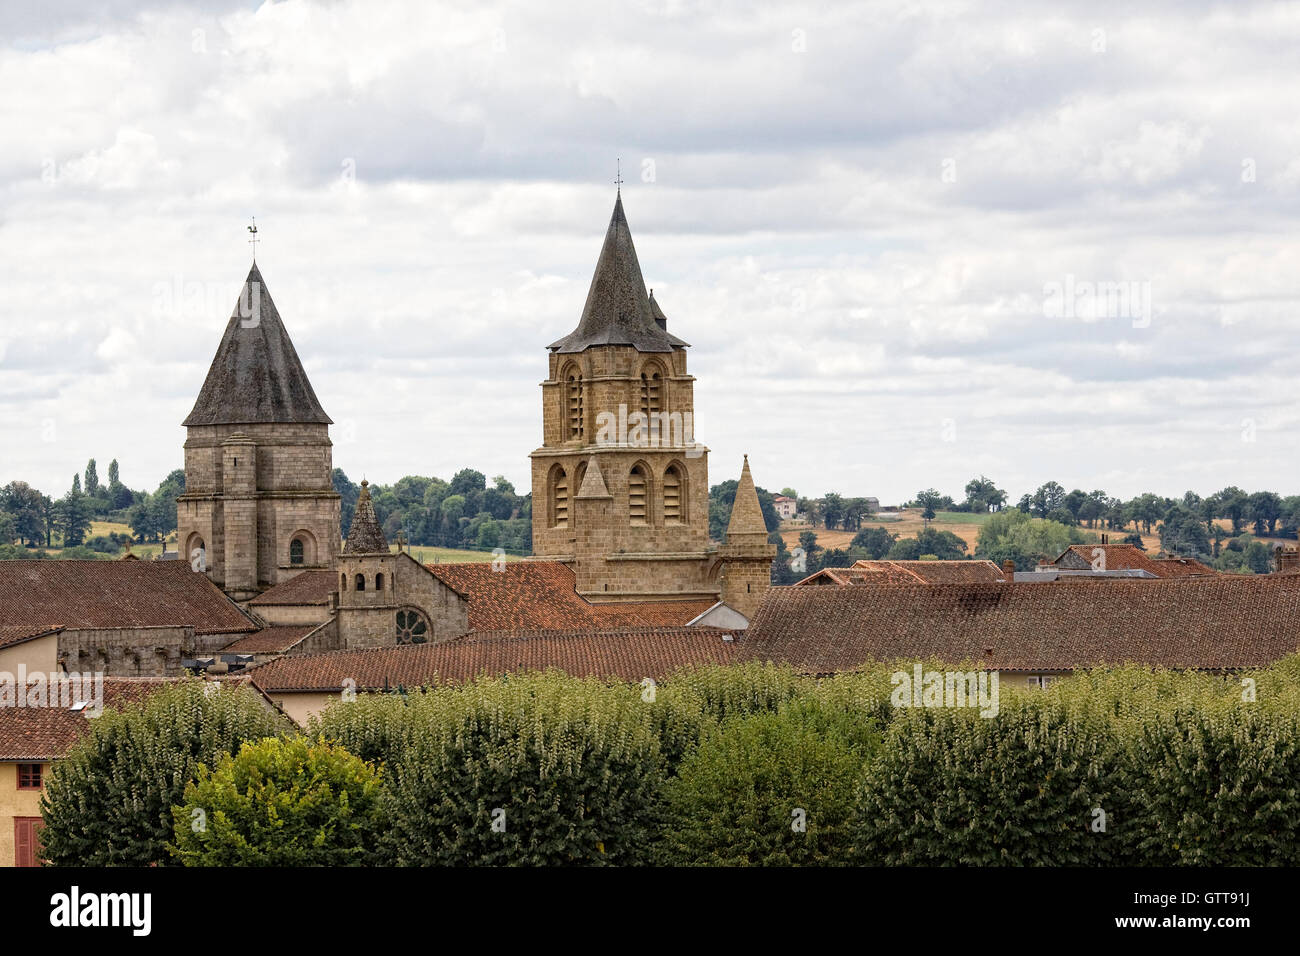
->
[{"left": 2, "top": 0, "right": 1299, "bottom": 506}]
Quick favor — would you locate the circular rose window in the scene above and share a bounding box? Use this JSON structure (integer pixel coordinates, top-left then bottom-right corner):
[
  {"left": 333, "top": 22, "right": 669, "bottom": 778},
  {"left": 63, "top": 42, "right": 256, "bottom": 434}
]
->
[{"left": 395, "top": 608, "right": 429, "bottom": 645}]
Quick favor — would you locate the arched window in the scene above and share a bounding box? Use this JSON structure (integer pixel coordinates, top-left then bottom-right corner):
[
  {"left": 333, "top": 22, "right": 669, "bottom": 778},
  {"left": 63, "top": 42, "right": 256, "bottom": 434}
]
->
[
  {"left": 663, "top": 464, "right": 684, "bottom": 525},
  {"left": 375, "top": 572, "right": 385, "bottom": 591},
  {"left": 186, "top": 534, "right": 206, "bottom": 572},
  {"left": 355, "top": 573, "right": 366, "bottom": 592},
  {"left": 566, "top": 368, "right": 584, "bottom": 440},
  {"left": 629, "top": 464, "right": 648, "bottom": 526},
  {"left": 550, "top": 465, "right": 569, "bottom": 529},
  {"left": 396, "top": 608, "right": 430, "bottom": 645},
  {"left": 341, "top": 573, "right": 347, "bottom": 591},
  {"left": 290, "top": 539, "right": 305, "bottom": 565}
]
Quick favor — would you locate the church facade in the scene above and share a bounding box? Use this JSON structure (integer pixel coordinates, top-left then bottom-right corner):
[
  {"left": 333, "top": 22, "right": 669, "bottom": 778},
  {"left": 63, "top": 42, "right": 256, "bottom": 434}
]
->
[{"left": 530, "top": 194, "right": 775, "bottom": 618}]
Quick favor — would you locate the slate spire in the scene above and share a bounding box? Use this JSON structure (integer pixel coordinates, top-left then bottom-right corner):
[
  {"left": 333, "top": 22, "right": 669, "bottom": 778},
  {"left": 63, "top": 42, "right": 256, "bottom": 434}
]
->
[
  {"left": 548, "top": 195, "right": 677, "bottom": 353},
  {"left": 344, "top": 480, "right": 389, "bottom": 554},
  {"left": 183, "top": 262, "right": 332, "bottom": 427}
]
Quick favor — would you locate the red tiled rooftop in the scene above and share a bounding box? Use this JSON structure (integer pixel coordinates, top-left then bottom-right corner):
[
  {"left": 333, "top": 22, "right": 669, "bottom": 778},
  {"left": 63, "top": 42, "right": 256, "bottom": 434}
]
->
[
  {"left": 247, "top": 570, "right": 336, "bottom": 606},
  {"left": 248, "top": 626, "right": 742, "bottom": 693},
  {"left": 0, "top": 560, "right": 258, "bottom": 636},
  {"left": 744, "top": 576, "right": 1300, "bottom": 675},
  {"left": 797, "top": 560, "right": 1007, "bottom": 587},
  {"left": 220, "top": 624, "right": 322, "bottom": 655},
  {"left": 0, "top": 677, "right": 227, "bottom": 760},
  {"left": 1055, "top": 544, "right": 1171, "bottom": 576}
]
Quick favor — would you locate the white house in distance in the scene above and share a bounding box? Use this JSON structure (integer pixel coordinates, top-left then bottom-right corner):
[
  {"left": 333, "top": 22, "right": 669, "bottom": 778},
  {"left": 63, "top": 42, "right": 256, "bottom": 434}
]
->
[{"left": 773, "top": 495, "right": 799, "bottom": 521}]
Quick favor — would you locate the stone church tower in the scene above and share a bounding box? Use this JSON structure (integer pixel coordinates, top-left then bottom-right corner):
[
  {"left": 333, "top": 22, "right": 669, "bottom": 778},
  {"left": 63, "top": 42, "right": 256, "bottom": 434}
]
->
[
  {"left": 177, "top": 262, "right": 341, "bottom": 601},
  {"left": 530, "top": 193, "right": 775, "bottom": 612}
]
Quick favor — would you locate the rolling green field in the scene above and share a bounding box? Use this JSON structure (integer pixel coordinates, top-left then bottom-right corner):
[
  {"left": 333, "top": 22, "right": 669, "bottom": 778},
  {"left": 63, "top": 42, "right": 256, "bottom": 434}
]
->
[{"left": 18, "top": 520, "right": 520, "bottom": 564}]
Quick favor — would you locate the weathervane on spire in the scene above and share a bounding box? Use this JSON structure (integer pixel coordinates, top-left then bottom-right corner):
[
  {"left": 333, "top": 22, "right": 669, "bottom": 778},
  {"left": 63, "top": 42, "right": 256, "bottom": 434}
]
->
[
  {"left": 247, "top": 217, "right": 259, "bottom": 260},
  {"left": 615, "top": 158, "right": 623, "bottom": 194}
]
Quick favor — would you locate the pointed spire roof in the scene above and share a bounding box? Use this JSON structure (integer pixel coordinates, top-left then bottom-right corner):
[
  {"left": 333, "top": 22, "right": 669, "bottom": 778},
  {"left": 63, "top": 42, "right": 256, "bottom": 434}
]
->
[
  {"left": 576, "top": 457, "right": 611, "bottom": 498},
  {"left": 344, "top": 480, "right": 389, "bottom": 553},
  {"left": 183, "top": 263, "right": 332, "bottom": 427},
  {"left": 726, "top": 455, "right": 768, "bottom": 539},
  {"left": 648, "top": 290, "right": 689, "bottom": 348},
  {"left": 548, "top": 195, "right": 677, "bottom": 354}
]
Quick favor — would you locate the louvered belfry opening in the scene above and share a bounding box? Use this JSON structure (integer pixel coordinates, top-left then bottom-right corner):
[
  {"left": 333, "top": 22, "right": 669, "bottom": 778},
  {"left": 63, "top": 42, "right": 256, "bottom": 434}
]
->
[
  {"left": 663, "top": 465, "right": 682, "bottom": 524},
  {"left": 640, "top": 369, "right": 662, "bottom": 419},
  {"left": 629, "top": 465, "right": 648, "bottom": 525},
  {"left": 567, "top": 372, "right": 584, "bottom": 440},
  {"left": 552, "top": 467, "right": 569, "bottom": 528}
]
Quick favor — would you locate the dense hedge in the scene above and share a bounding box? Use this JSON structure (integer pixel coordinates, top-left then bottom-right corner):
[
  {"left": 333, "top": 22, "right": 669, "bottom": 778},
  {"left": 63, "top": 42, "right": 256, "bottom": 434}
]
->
[
  {"left": 36, "top": 658, "right": 1300, "bottom": 866},
  {"left": 657, "top": 698, "right": 880, "bottom": 866},
  {"left": 322, "top": 673, "right": 666, "bottom": 865},
  {"left": 39, "top": 681, "right": 291, "bottom": 866},
  {"left": 854, "top": 695, "right": 1121, "bottom": 865}
]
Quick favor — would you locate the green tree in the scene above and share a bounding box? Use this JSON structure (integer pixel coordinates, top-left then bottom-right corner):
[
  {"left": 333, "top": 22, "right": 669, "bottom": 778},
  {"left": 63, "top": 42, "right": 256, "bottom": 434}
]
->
[
  {"left": 354, "top": 673, "right": 664, "bottom": 866},
  {"left": 656, "top": 701, "right": 879, "bottom": 866},
  {"left": 0, "top": 481, "right": 46, "bottom": 546},
  {"left": 963, "top": 475, "right": 1006, "bottom": 513},
  {"left": 851, "top": 526, "right": 896, "bottom": 559},
  {"left": 821, "top": 492, "right": 845, "bottom": 530},
  {"left": 84, "top": 458, "right": 99, "bottom": 498},
  {"left": 54, "top": 489, "right": 93, "bottom": 547},
  {"left": 974, "top": 509, "right": 1089, "bottom": 570},
  {"left": 171, "top": 737, "right": 383, "bottom": 867},
  {"left": 39, "top": 681, "right": 289, "bottom": 866}
]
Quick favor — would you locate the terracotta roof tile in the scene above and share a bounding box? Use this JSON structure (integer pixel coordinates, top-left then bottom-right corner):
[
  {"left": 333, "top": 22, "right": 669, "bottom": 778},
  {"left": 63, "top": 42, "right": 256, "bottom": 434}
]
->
[
  {"left": 247, "top": 570, "right": 336, "bottom": 606},
  {"left": 797, "top": 560, "right": 1007, "bottom": 586},
  {"left": 0, "top": 678, "right": 204, "bottom": 760},
  {"left": 1151, "top": 556, "right": 1219, "bottom": 577},
  {"left": 1055, "top": 544, "right": 1170, "bottom": 576},
  {"left": 0, "top": 560, "right": 258, "bottom": 636},
  {"left": 0, "top": 624, "right": 63, "bottom": 650},
  {"left": 220, "top": 624, "right": 321, "bottom": 654},
  {"left": 744, "top": 577, "right": 1300, "bottom": 675},
  {"left": 248, "top": 626, "right": 741, "bottom": 693}
]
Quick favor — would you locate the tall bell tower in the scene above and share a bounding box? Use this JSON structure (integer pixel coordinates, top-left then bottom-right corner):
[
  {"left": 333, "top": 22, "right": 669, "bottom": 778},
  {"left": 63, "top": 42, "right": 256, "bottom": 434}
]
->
[
  {"left": 530, "top": 192, "right": 774, "bottom": 608},
  {"left": 177, "top": 262, "right": 341, "bottom": 601}
]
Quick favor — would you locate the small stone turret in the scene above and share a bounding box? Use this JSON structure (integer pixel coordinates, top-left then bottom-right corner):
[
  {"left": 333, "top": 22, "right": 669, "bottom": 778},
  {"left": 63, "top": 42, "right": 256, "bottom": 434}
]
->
[{"left": 719, "top": 455, "right": 777, "bottom": 618}]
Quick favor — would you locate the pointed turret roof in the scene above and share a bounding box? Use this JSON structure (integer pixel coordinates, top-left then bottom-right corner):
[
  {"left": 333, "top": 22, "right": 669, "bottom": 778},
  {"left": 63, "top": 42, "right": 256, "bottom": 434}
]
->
[
  {"left": 726, "top": 455, "right": 768, "bottom": 539},
  {"left": 344, "top": 480, "right": 389, "bottom": 554},
  {"left": 548, "top": 195, "right": 677, "bottom": 354},
  {"left": 183, "top": 263, "right": 332, "bottom": 427},
  {"left": 649, "top": 290, "right": 689, "bottom": 348},
  {"left": 576, "top": 457, "right": 611, "bottom": 499}
]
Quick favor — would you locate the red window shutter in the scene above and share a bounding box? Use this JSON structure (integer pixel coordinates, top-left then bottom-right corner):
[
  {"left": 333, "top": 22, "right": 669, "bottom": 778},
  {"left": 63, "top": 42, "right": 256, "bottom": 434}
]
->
[{"left": 14, "top": 818, "right": 43, "bottom": 868}]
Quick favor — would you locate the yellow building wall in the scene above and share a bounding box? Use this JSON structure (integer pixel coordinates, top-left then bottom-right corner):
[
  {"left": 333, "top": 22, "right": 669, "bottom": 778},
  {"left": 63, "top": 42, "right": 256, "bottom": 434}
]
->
[
  {"left": 0, "top": 762, "right": 49, "bottom": 867},
  {"left": 0, "top": 633, "right": 59, "bottom": 677},
  {"left": 274, "top": 691, "right": 340, "bottom": 725}
]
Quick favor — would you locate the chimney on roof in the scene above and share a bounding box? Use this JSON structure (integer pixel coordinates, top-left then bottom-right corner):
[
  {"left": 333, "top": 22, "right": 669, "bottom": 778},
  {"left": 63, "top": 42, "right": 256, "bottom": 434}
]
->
[
  {"left": 1278, "top": 545, "right": 1300, "bottom": 573},
  {"left": 1101, "top": 533, "right": 1109, "bottom": 545},
  {"left": 1001, "top": 559, "right": 1016, "bottom": 581}
]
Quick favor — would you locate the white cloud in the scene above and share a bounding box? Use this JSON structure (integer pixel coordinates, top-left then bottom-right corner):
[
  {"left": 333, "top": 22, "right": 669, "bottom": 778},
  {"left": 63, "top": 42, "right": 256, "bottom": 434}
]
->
[{"left": 2, "top": 0, "right": 1299, "bottom": 507}]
